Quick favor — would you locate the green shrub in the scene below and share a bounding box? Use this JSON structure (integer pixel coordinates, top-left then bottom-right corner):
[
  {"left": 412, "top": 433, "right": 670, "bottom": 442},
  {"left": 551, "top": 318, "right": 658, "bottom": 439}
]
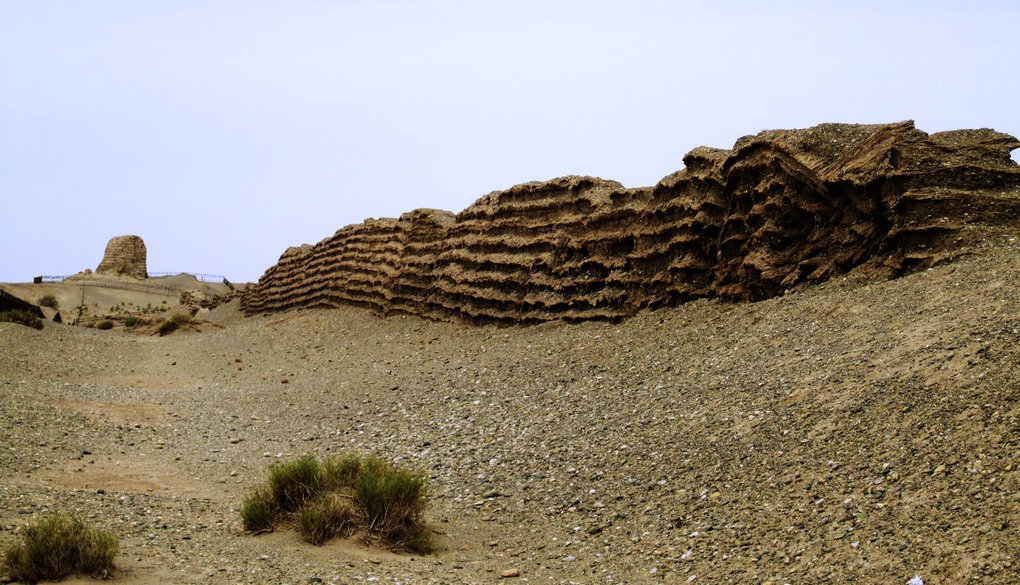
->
[
  {"left": 240, "top": 486, "right": 276, "bottom": 533},
  {"left": 1, "top": 513, "right": 119, "bottom": 583},
  {"left": 321, "top": 454, "right": 363, "bottom": 491},
  {"left": 125, "top": 317, "right": 140, "bottom": 328},
  {"left": 241, "top": 454, "right": 431, "bottom": 551},
  {"left": 158, "top": 313, "right": 192, "bottom": 336},
  {"left": 354, "top": 457, "right": 430, "bottom": 549},
  {"left": 0, "top": 310, "right": 44, "bottom": 330},
  {"left": 269, "top": 454, "right": 322, "bottom": 513},
  {"left": 295, "top": 493, "right": 358, "bottom": 545},
  {"left": 96, "top": 320, "right": 114, "bottom": 330},
  {"left": 37, "top": 294, "right": 59, "bottom": 309}
]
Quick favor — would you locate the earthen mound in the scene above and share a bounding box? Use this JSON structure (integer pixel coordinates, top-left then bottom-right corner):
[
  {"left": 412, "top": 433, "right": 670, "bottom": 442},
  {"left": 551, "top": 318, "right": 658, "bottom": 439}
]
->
[
  {"left": 241, "top": 121, "right": 1020, "bottom": 323},
  {"left": 95, "top": 235, "right": 148, "bottom": 279}
]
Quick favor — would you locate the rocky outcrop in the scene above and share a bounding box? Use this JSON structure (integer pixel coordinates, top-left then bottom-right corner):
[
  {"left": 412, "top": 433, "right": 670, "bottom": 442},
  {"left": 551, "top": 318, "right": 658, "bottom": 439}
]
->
[
  {"left": 241, "top": 121, "right": 1020, "bottom": 324},
  {"left": 96, "top": 235, "right": 148, "bottom": 279}
]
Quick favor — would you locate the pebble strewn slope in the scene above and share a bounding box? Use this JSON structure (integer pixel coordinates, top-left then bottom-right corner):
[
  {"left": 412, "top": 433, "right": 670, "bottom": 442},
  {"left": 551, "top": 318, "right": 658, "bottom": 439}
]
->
[
  {"left": 242, "top": 121, "right": 1020, "bottom": 324},
  {"left": 2, "top": 244, "right": 1019, "bottom": 584}
]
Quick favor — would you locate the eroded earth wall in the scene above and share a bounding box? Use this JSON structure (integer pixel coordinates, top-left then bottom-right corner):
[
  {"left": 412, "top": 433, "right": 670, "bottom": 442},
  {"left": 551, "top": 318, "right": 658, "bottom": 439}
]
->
[
  {"left": 241, "top": 121, "right": 1020, "bottom": 324},
  {"left": 96, "top": 235, "right": 149, "bottom": 279}
]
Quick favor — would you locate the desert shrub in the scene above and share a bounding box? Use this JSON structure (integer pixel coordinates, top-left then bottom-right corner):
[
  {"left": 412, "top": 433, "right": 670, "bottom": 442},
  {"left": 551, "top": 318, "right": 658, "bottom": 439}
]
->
[
  {"left": 240, "top": 485, "right": 276, "bottom": 533},
  {"left": 158, "top": 313, "right": 191, "bottom": 336},
  {"left": 242, "top": 454, "right": 431, "bottom": 551},
  {"left": 354, "top": 457, "right": 430, "bottom": 549},
  {"left": 1, "top": 513, "right": 119, "bottom": 583},
  {"left": 96, "top": 320, "right": 114, "bottom": 330},
  {"left": 295, "top": 493, "right": 358, "bottom": 545},
  {"left": 37, "top": 294, "right": 59, "bottom": 309},
  {"left": 321, "top": 454, "right": 363, "bottom": 490},
  {"left": 269, "top": 454, "right": 322, "bottom": 513},
  {"left": 0, "top": 310, "right": 44, "bottom": 330},
  {"left": 124, "top": 317, "right": 140, "bottom": 328}
]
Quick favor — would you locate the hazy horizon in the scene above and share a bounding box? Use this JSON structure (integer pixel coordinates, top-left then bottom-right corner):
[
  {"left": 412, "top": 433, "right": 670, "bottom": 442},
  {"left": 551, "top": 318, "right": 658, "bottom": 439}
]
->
[{"left": 3, "top": 1, "right": 1018, "bottom": 283}]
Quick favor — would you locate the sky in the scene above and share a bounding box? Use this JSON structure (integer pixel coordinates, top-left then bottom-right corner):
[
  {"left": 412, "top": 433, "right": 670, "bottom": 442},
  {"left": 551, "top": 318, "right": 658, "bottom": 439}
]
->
[{"left": 2, "top": 1, "right": 1018, "bottom": 284}]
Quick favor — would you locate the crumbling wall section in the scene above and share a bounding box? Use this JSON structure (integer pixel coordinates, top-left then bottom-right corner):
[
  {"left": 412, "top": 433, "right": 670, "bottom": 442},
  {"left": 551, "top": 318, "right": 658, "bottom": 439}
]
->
[{"left": 241, "top": 121, "right": 1020, "bottom": 323}]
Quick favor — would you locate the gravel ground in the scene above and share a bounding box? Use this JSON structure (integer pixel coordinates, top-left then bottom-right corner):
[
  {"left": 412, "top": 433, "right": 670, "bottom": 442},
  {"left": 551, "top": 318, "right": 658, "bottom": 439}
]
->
[{"left": 2, "top": 247, "right": 1019, "bottom": 584}]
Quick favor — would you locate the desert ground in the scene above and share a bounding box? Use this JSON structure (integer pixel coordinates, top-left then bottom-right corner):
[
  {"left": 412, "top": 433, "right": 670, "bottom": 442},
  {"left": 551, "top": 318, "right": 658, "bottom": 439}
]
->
[{"left": 1, "top": 247, "right": 1019, "bottom": 584}]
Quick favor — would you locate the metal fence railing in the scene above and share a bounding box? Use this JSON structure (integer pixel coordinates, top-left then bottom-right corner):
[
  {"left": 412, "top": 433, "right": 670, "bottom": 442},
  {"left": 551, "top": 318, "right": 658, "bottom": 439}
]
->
[
  {"left": 149, "top": 272, "right": 228, "bottom": 282},
  {"left": 33, "top": 272, "right": 231, "bottom": 290},
  {"left": 77, "top": 279, "right": 175, "bottom": 296}
]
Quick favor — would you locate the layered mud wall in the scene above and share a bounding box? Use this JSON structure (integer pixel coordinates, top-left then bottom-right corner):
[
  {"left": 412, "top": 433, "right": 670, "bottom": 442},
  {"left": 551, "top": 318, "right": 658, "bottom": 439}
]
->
[
  {"left": 96, "top": 235, "right": 149, "bottom": 279},
  {"left": 241, "top": 121, "right": 1020, "bottom": 324}
]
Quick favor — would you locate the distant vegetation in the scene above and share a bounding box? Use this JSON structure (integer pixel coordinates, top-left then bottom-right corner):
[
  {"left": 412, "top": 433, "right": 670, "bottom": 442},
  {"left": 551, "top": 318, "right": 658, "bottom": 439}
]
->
[
  {"left": 158, "top": 313, "right": 192, "bottom": 336},
  {"left": 37, "top": 294, "right": 59, "bottom": 309},
  {"left": 1, "top": 513, "right": 119, "bottom": 583},
  {"left": 242, "top": 454, "right": 432, "bottom": 552},
  {"left": 0, "top": 309, "right": 44, "bottom": 330},
  {"left": 109, "top": 301, "right": 170, "bottom": 316}
]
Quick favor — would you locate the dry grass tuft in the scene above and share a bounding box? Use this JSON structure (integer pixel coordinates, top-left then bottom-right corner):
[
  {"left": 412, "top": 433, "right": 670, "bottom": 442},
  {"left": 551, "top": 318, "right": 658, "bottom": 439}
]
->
[
  {"left": 241, "top": 454, "right": 432, "bottom": 551},
  {"left": 1, "top": 513, "right": 119, "bottom": 584}
]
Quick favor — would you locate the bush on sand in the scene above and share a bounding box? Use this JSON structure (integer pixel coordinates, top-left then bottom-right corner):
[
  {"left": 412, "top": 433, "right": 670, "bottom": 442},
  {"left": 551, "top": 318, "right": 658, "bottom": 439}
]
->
[
  {"left": 241, "top": 454, "right": 431, "bottom": 552},
  {"left": 0, "top": 309, "right": 44, "bottom": 330},
  {"left": 1, "top": 513, "right": 119, "bottom": 583}
]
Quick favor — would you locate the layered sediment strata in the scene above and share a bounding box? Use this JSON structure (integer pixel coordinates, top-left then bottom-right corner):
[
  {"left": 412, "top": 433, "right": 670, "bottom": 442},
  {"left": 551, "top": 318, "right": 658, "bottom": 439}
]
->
[
  {"left": 96, "top": 235, "right": 149, "bottom": 279},
  {"left": 241, "top": 121, "right": 1020, "bottom": 324}
]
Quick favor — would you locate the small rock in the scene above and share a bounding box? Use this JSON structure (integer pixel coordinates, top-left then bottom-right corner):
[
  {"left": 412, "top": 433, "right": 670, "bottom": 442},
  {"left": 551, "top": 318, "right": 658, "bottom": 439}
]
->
[{"left": 501, "top": 568, "right": 520, "bottom": 578}]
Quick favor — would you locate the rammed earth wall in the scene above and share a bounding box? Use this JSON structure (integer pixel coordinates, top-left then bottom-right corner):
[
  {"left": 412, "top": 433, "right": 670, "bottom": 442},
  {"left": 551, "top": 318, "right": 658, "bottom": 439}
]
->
[{"left": 241, "top": 121, "right": 1020, "bottom": 324}]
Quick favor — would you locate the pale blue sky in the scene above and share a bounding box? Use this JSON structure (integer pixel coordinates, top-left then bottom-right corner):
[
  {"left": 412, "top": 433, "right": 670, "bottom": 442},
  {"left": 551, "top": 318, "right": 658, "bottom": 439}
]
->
[{"left": 2, "top": 1, "right": 1017, "bottom": 283}]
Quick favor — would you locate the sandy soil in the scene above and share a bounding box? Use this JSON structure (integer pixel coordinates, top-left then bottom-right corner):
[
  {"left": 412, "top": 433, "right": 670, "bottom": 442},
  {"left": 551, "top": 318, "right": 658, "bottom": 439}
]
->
[
  {"left": 1, "top": 247, "right": 1019, "bottom": 584},
  {"left": 2, "top": 274, "right": 232, "bottom": 325}
]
